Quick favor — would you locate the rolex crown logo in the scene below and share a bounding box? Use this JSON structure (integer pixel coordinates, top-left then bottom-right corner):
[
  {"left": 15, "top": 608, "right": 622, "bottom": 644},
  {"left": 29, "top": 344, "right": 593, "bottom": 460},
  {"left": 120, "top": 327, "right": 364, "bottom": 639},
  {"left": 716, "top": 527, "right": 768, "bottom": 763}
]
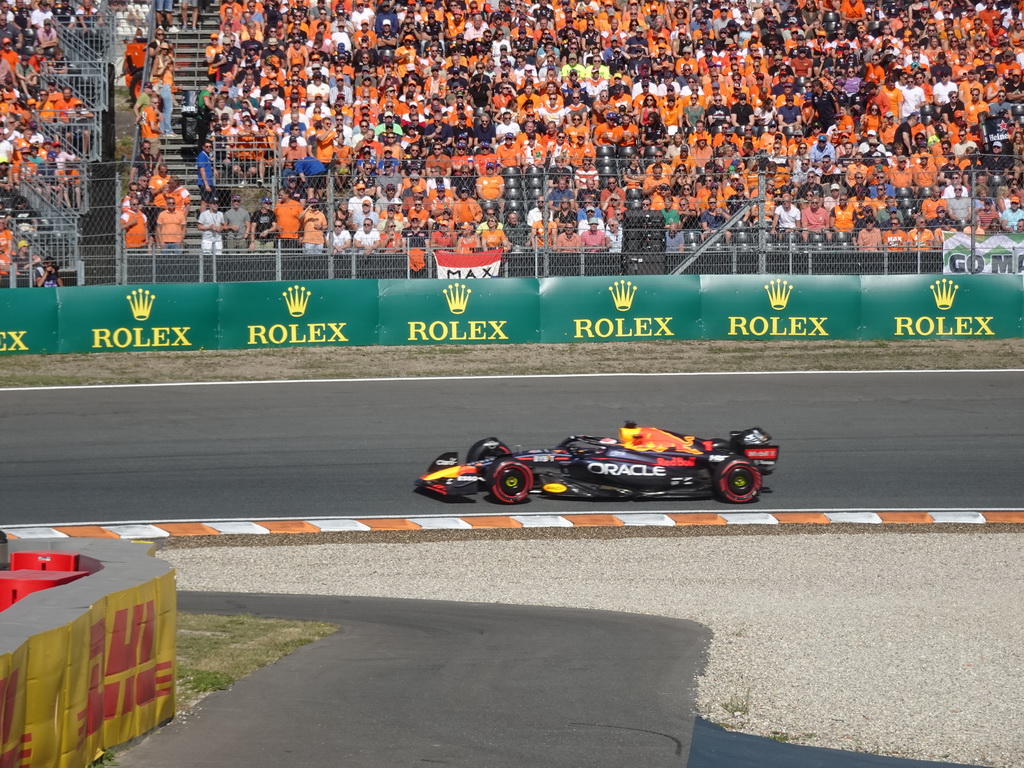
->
[
  {"left": 764, "top": 279, "right": 793, "bottom": 311},
  {"left": 126, "top": 289, "right": 156, "bottom": 321},
  {"left": 443, "top": 282, "right": 472, "bottom": 315},
  {"left": 282, "top": 285, "right": 312, "bottom": 317},
  {"left": 608, "top": 280, "right": 637, "bottom": 312},
  {"left": 930, "top": 278, "right": 958, "bottom": 310}
]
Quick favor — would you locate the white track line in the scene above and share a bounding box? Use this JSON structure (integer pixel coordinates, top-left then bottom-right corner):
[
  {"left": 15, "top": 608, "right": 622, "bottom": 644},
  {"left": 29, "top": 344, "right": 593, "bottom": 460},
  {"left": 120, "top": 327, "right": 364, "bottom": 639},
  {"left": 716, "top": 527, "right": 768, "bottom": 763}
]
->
[{"left": 2, "top": 368, "right": 1022, "bottom": 393}]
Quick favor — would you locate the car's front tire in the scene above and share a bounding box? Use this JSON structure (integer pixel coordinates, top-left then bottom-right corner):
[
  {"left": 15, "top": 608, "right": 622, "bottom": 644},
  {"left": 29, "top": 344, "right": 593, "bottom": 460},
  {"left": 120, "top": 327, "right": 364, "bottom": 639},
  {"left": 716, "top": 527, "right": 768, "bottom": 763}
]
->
[
  {"left": 713, "top": 459, "right": 762, "bottom": 503},
  {"left": 487, "top": 459, "right": 534, "bottom": 504}
]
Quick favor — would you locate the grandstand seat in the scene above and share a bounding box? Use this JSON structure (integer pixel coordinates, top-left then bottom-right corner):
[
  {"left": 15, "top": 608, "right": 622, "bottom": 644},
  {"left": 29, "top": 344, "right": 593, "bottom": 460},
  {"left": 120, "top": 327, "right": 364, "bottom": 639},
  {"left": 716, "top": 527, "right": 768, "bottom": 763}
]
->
[
  {"left": 752, "top": 125, "right": 766, "bottom": 138},
  {"left": 596, "top": 158, "right": 617, "bottom": 173},
  {"left": 504, "top": 177, "right": 522, "bottom": 195},
  {"left": 683, "top": 231, "right": 702, "bottom": 248},
  {"left": 504, "top": 199, "right": 524, "bottom": 217},
  {"left": 709, "top": 124, "right": 724, "bottom": 136},
  {"left": 1011, "top": 105, "right": 1024, "bottom": 121},
  {"left": 866, "top": 21, "right": 881, "bottom": 35},
  {"left": 808, "top": 232, "right": 826, "bottom": 245},
  {"left": 920, "top": 104, "right": 937, "bottom": 120},
  {"left": 527, "top": 177, "right": 546, "bottom": 194},
  {"left": 596, "top": 145, "right": 616, "bottom": 158},
  {"left": 501, "top": 166, "right": 521, "bottom": 178},
  {"left": 626, "top": 187, "right": 643, "bottom": 201},
  {"left": 582, "top": 252, "right": 621, "bottom": 276},
  {"left": 782, "top": 125, "right": 798, "bottom": 139},
  {"left": 834, "top": 231, "right": 853, "bottom": 246},
  {"left": 525, "top": 165, "right": 545, "bottom": 178},
  {"left": 618, "top": 146, "right": 638, "bottom": 158},
  {"left": 794, "top": 77, "right": 807, "bottom": 92},
  {"left": 990, "top": 174, "right": 1006, "bottom": 189},
  {"left": 823, "top": 11, "right": 841, "bottom": 23},
  {"left": 733, "top": 231, "right": 751, "bottom": 245},
  {"left": 643, "top": 146, "right": 659, "bottom": 158},
  {"left": 628, "top": 198, "right": 644, "bottom": 210},
  {"left": 894, "top": 187, "right": 914, "bottom": 199}
]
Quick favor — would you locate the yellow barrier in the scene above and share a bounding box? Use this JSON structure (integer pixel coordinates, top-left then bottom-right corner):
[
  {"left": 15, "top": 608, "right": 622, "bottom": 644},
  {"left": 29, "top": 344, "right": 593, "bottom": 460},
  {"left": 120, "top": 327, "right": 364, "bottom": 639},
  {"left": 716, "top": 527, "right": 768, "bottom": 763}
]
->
[{"left": 0, "top": 554, "right": 175, "bottom": 767}]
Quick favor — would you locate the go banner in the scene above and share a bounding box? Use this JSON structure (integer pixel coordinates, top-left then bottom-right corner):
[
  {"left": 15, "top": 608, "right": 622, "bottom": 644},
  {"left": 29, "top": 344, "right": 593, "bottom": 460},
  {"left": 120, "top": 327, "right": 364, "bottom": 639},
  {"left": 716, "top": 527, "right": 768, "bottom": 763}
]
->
[
  {"left": 57, "top": 284, "right": 220, "bottom": 354},
  {"left": 860, "top": 274, "right": 1024, "bottom": 338},
  {"left": 377, "top": 277, "right": 540, "bottom": 345},
  {"left": 942, "top": 232, "right": 1024, "bottom": 274},
  {"left": 218, "top": 280, "right": 379, "bottom": 348},
  {"left": 0, "top": 289, "right": 58, "bottom": 354},
  {"left": 539, "top": 275, "right": 701, "bottom": 342},
  {"left": 698, "top": 275, "right": 862, "bottom": 339}
]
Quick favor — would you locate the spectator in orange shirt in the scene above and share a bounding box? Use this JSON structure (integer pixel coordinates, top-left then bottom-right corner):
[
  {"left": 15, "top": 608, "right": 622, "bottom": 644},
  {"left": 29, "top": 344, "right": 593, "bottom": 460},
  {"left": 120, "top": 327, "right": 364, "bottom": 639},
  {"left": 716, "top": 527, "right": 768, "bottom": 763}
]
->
[{"left": 155, "top": 196, "right": 186, "bottom": 256}]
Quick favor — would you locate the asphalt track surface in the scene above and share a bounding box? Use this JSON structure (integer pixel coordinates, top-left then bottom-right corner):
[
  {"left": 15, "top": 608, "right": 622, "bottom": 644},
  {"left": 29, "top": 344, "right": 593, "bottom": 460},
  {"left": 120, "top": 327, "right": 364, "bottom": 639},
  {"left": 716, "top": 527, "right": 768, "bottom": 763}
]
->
[
  {"left": 119, "top": 592, "right": 710, "bottom": 768},
  {"left": 3, "top": 371, "right": 1023, "bottom": 526}
]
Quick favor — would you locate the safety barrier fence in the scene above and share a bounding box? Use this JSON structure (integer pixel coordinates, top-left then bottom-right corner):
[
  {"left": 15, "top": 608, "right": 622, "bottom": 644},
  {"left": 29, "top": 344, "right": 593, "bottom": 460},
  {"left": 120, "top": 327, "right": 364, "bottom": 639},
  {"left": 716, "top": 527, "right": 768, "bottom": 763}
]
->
[
  {"left": 1, "top": 273, "right": 1020, "bottom": 355},
  {"left": 0, "top": 538, "right": 175, "bottom": 768},
  {"left": 106, "top": 156, "right": 1024, "bottom": 282}
]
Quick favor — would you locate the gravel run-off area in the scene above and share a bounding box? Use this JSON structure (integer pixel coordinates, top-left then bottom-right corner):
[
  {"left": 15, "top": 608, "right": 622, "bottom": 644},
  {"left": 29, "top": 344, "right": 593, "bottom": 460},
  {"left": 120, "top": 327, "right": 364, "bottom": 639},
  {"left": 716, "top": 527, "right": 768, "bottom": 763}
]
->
[{"left": 164, "top": 530, "right": 1022, "bottom": 767}]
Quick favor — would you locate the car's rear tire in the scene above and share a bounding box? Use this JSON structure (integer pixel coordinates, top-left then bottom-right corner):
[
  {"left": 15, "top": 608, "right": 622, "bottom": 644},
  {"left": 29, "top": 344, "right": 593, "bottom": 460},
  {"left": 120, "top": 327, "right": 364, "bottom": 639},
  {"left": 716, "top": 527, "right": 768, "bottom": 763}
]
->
[
  {"left": 487, "top": 459, "right": 534, "bottom": 504},
  {"left": 467, "top": 437, "right": 512, "bottom": 463},
  {"left": 713, "top": 459, "right": 762, "bottom": 503}
]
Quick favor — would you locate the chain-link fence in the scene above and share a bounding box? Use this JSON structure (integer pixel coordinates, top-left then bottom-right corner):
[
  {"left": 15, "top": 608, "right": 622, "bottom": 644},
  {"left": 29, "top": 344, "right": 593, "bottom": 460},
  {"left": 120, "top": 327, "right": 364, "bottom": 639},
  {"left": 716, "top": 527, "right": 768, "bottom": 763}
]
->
[{"left": 4, "top": 154, "right": 1022, "bottom": 287}]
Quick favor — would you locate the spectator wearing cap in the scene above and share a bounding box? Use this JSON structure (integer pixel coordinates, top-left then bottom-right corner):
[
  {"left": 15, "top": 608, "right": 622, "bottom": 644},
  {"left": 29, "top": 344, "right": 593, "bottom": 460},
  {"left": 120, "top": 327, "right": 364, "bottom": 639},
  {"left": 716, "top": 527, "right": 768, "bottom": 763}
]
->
[
  {"left": 197, "top": 198, "right": 225, "bottom": 256},
  {"left": 809, "top": 133, "right": 836, "bottom": 163},
  {"left": 223, "top": 194, "right": 250, "bottom": 250},
  {"left": 475, "top": 163, "right": 504, "bottom": 208},
  {"left": 250, "top": 196, "right": 277, "bottom": 250},
  {"left": 1001, "top": 196, "right": 1024, "bottom": 231},
  {"left": 300, "top": 198, "right": 328, "bottom": 254}
]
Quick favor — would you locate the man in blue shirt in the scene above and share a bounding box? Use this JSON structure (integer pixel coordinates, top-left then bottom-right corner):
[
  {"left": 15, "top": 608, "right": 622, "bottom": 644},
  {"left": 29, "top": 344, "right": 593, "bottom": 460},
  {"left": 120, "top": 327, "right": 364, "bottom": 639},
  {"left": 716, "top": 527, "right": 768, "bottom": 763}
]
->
[
  {"left": 809, "top": 134, "right": 836, "bottom": 163},
  {"left": 196, "top": 139, "right": 216, "bottom": 205},
  {"left": 295, "top": 153, "right": 328, "bottom": 200},
  {"left": 1000, "top": 196, "right": 1024, "bottom": 230}
]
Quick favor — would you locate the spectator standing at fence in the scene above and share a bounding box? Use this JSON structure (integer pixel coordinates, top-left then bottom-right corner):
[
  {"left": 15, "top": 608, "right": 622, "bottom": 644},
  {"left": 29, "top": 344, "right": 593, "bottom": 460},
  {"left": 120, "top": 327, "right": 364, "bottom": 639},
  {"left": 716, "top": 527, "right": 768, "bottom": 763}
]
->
[
  {"left": 274, "top": 190, "right": 303, "bottom": 254},
  {"left": 196, "top": 139, "right": 216, "bottom": 205},
  {"left": 120, "top": 197, "right": 148, "bottom": 251},
  {"left": 198, "top": 198, "right": 224, "bottom": 257},
  {"left": 300, "top": 198, "right": 327, "bottom": 254},
  {"left": 35, "top": 257, "right": 62, "bottom": 287},
  {"left": 250, "top": 196, "right": 276, "bottom": 251},
  {"left": 155, "top": 196, "right": 186, "bottom": 258},
  {"left": 223, "top": 194, "right": 250, "bottom": 250}
]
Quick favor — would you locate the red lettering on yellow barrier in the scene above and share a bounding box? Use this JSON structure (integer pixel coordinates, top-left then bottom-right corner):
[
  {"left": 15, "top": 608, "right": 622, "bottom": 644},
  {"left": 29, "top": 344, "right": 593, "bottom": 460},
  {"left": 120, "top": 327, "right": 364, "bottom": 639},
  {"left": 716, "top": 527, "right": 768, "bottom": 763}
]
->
[{"left": 106, "top": 601, "right": 155, "bottom": 676}]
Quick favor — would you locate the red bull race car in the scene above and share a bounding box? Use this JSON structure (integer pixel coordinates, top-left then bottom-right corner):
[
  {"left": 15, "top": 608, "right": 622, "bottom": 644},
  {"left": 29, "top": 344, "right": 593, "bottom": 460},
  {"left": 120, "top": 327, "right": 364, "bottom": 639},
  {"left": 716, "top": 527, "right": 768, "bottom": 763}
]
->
[{"left": 416, "top": 423, "right": 779, "bottom": 504}]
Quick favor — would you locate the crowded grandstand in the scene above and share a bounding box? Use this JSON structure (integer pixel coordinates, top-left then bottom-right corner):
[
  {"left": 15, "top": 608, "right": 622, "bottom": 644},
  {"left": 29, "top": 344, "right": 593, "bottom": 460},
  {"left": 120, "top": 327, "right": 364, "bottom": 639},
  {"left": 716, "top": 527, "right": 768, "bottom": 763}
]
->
[{"left": 119, "top": 0, "right": 1024, "bottom": 280}]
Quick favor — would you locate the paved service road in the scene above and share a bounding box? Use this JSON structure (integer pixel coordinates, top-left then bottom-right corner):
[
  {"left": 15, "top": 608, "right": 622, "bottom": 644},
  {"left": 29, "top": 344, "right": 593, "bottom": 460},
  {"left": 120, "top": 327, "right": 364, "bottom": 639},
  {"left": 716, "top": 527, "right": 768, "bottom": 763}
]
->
[
  {"left": 3, "top": 371, "right": 1022, "bottom": 525},
  {"left": 118, "top": 592, "right": 709, "bottom": 768}
]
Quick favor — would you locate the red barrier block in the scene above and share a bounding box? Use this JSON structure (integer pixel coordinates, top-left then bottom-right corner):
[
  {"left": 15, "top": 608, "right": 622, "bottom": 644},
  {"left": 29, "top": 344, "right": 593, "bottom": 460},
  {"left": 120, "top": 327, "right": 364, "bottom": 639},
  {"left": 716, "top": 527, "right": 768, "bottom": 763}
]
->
[
  {"left": 0, "top": 570, "right": 89, "bottom": 610},
  {"left": 10, "top": 551, "right": 81, "bottom": 571}
]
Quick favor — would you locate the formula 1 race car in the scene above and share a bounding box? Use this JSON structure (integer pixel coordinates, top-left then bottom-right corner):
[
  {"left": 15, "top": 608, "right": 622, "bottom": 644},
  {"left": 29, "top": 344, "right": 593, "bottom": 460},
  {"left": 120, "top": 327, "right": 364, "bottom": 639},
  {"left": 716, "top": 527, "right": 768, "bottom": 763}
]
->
[{"left": 415, "top": 423, "right": 779, "bottom": 505}]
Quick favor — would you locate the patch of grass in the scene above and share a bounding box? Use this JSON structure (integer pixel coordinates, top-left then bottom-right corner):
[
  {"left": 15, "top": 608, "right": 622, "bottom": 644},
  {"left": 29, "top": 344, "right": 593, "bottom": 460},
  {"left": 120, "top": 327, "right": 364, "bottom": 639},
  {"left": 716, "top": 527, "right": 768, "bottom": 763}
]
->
[
  {"left": 1, "top": 339, "right": 1023, "bottom": 388},
  {"left": 176, "top": 613, "right": 336, "bottom": 709},
  {"left": 721, "top": 688, "right": 751, "bottom": 716},
  {"left": 769, "top": 731, "right": 790, "bottom": 742},
  {"left": 88, "top": 750, "right": 118, "bottom": 767}
]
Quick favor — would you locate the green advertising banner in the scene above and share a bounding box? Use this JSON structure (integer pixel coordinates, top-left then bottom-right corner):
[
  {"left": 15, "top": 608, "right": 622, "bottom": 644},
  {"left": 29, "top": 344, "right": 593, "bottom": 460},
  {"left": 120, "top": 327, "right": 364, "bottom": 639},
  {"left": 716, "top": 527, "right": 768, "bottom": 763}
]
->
[
  {"left": 377, "top": 277, "right": 540, "bottom": 345},
  {"left": 3, "top": 274, "right": 1024, "bottom": 356},
  {"left": 57, "top": 284, "right": 221, "bottom": 354},
  {"left": 539, "top": 276, "right": 701, "bottom": 342},
  {"left": 0, "top": 289, "right": 58, "bottom": 354},
  {"left": 860, "top": 275, "right": 1024, "bottom": 339},
  {"left": 699, "top": 275, "right": 862, "bottom": 339},
  {"left": 218, "top": 280, "right": 379, "bottom": 348}
]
